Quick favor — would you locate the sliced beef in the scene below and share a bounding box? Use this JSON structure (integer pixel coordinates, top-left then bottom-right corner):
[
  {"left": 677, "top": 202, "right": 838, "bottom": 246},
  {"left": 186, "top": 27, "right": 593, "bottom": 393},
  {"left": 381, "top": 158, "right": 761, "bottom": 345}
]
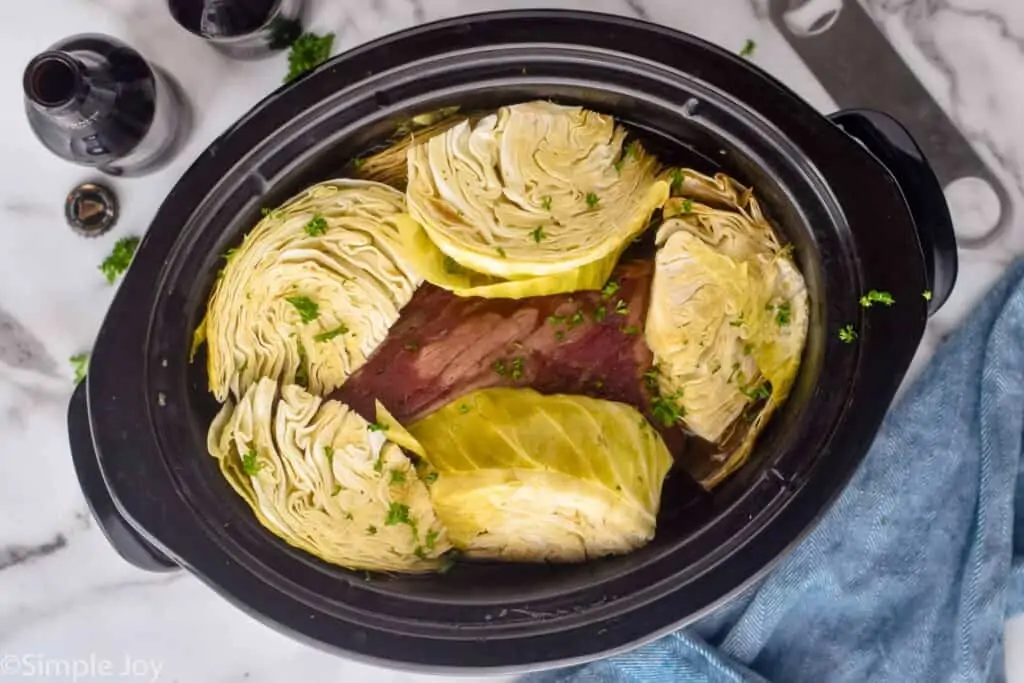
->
[{"left": 333, "top": 261, "right": 658, "bottom": 424}]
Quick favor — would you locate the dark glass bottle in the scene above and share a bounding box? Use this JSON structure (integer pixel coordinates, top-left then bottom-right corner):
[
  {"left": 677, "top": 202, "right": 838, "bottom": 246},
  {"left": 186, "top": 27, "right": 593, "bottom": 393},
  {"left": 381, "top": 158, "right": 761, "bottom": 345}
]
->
[
  {"left": 23, "top": 34, "right": 192, "bottom": 177},
  {"left": 167, "top": 0, "right": 305, "bottom": 60}
]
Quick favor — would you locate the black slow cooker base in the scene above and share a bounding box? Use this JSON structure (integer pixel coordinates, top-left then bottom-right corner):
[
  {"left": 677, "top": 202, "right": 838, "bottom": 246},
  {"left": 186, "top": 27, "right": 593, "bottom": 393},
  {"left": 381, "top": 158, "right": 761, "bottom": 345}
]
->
[{"left": 76, "top": 10, "right": 947, "bottom": 672}]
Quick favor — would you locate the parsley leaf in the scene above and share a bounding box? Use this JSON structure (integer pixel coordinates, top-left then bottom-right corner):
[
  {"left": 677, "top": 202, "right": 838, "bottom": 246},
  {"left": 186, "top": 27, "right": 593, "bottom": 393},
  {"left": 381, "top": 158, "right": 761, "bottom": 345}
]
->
[
  {"left": 541, "top": 195, "right": 553, "bottom": 211},
  {"left": 70, "top": 353, "right": 89, "bottom": 385},
  {"left": 531, "top": 226, "right": 546, "bottom": 243},
  {"left": 425, "top": 529, "right": 439, "bottom": 550},
  {"left": 313, "top": 324, "right": 348, "bottom": 342},
  {"left": 682, "top": 198, "right": 694, "bottom": 213},
  {"left": 614, "top": 299, "right": 629, "bottom": 316},
  {"left": 622, "top": 324, "right": 640, "bottom": 335},
  {"left": 740, "top": 39, "right": 756, "bottom": 58},
  {"left": 510, "top": 357, "right": 525, "bottom": 381},
  {"left": 99, "top": 236, "right": 140, "bottom": 284},
  {"left": 304, "top": 213, "right": 327, "bottom": 236},
  {"left": 774, "top": 302, "right": 791, "bottom": 326},
  {"left": 651, "top": 393, "right": 685, "bottom": 427},
  {"left": 390, "top": 469, "right": 406, "bottom": 485},
  {"left": 670, "top": 169, "right": 685, "bottom": 193},
  {"left": 324, "top": 446, "right": 335, "bottom": 465},
  {"left": 601, "top": 280, "right": 621, "bottom": 299},
  {"left": 585, "top": 192, "right": 600, "bottom": 209},
  {"left": 923, "top": 290, "right": 933, "bottom": 301},
  {"left": 285, "top": 296, "right": 319, "bottom": 323},
  {"left": 593, "top": 305, "right": 607, "bottom": 322},
  {"left": 367, "top": 421, "right": 388, "bottom": 433},
  {"left": 384, "top": 502, "right": 411, "bottom": 526},
  {"left": 285, "top": 32, "right": 335, "bottom": 83},
  {"left": 423, "top": 471, "right": 439, "bottom": 484},
  {"left": 492, "top": 359, "right": 507, "bottom": 376},
  {"left": 496, "top": 246, "right": 507, "bottom": 258},
  {"left": 859, "top": 290, "right": 895, "bottom": 308},
  {"left": 241, "top": 448, "right": 264, "bottom": 476},
  {"left": 838, "top": 324, "right": 858, "bottom": 344},
  {"left": 740, "top": 381, "right": 772, "bottom": 401}
]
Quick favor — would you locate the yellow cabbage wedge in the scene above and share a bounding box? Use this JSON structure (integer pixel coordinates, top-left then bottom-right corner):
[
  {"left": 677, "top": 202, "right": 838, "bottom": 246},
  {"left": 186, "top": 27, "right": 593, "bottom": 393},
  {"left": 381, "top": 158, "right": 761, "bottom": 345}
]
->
[
  {"left": 405, "top": 100, "right": 670, "bottom": 283},
  {"left": 646, "top": 169, "right": 809, "bottom": 489},
  {"left": 207, "top": 378, "right": 451, "bottom": 573},
  {"left": 405, "top": 388, "right": 674, "bottom": 563},
  {"left": 199, "top": 180, "right": 420, "bottom": 402}
]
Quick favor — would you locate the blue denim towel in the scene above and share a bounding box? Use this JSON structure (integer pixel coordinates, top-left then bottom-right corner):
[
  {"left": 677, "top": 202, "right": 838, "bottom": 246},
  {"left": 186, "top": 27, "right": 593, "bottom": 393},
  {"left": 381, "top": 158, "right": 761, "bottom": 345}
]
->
[{"left": 525, "top": 260, "right": 1024, "bottom": 683}]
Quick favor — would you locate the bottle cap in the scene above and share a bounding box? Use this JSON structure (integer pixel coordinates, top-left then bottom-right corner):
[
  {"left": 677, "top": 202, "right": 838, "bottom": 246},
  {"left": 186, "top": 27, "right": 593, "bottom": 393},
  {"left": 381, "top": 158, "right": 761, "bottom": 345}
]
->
[{"left": 65, "top": 182, "right": 118, "bottom": 237}]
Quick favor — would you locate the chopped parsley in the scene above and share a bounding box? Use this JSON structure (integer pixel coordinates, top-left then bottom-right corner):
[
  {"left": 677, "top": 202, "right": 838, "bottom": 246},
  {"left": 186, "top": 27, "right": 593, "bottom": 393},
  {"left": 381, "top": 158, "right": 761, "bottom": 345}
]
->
[
  {"left": 458, "top": 404, "right": 470, "bottom": 415},
  {"left": 294, "top": 339, "right": 309, "bottom": 388},
  {"left": 740, "top": 381, "right": 772, "bottom": 401},
  {"left": 496, "top": 246, "right": 507, "bottom": 258},
  {"left": 643, "top": 368, "right": 659, "bottom": 390},
  {"left": 670, "top": 169, "right": 685, "bottom": 193},
  {"left": 601, "top": 280, "right": 621, "bottom": 300},
  {"left": 555, "top": 330, "right": 565, "bottom": 341},
  {"left": 838, "top": 324, "right": 858, "bottom": 344},
  {"left": 367, "top": 421, "right": 388, "bottom": 433},
  {"left": 740, "top": 39, "right": 756, "bottom": 58},
  {"left": 352, "top": 157, "right": 365, "bottom": 170},
  {"left": 390, "top": 469, "right": 406, "bottom": 485},
  {"left": 241, "top": 448, "right": 264, "bottom": 476},
  {"left": 324, "top": 446, "right": 335, "bottom": 465},
  {"left": 613, "top": 158, "right": 625, "bottom": 174},
  {"left": 384, "top": 502, "right": 411, "bottom": 526},
  {"left": 651, "top": 393, "right": 685, "bottom": 427},
  {"left": 585, "top": 192, "right": 600, "bottom": 209},
  {"left": 425, "top": 529, "right": 440, "bottom": 550},
  {"left": 313, "top": 324, "right": 348, "bottom": 342},
  {"left": 367, "top": 525, "right": 377, "bottom": 535},
  {"left": 626, "top": 141, "right": 640, "bottom": 159},
  {"left": 622, "top": 324, "right": 640, "bottom": 335},
  {"left": 614, "top": 299, "right": 629, "bottom": 316},
  {"left": 569, "top": 310, "right": 585, "bottom": 327},
  {"left": 729, "top": 317, "right": 744, "bottom": 328},
  {"left": 923, "top": 290, "right": 933, "bottom": 301},
  {"left": 531, "top": 226, "right": 547, "bottom": 243},
  {"left": 493, "top": 359, "right": 507, "bottom": 376},
  {"left": 414, "top": 546, "right": 429, "bottom": 560},
  {"left": 547, "top": 314, "right": 566, "bottom": 325},
  {"left": 285, "top": 296, "right": 319, "bottom": 323},
  {"left": 331, "top": 484, "right": 342, "bottom": 496},
  {"left": 403, "top": 340, "right": 420, "bottom": 352},
  {"left": 541, "top": 195, "right": 553, "bottom": 211},
  {"left": 222, "top": 247, "right": 239, "bottom": 264},
  {"left": 304, "top": 213, "right": 328, "bottom": 236},
  {"left": 681, "top": 198, "right": 694, "bottom": 213},
  {"left": 99, "top": 236, "right": 140, "bottom": 284},
  {"left": 593, "top": 378, "right": 605, "bottom": 390},
  {"left": 859, "top": 290, "right": 895, "bottom": 308},
  {"left": 510, "top": 357, "right": 525, "bottom": 380},
  {"left": 70, "top": 353, "right": 89, "bottom": 385},
  {"left": 260, "top": 207, "right": 274, "bottom": 217},
  {"left": 285, "top": 31, "right": 335, "bottom": 83},
  {"left": 743, "top": 343, "right": 754, "bottom": 356},
  {"left": 423, "top": 471, "right": 439, "bottom": 484},
  {"left": 593, "top": 305, "right": 608, "bottom": 322},
  {"left": 774, "top": 302, "right": 792, "bottom": 326}
]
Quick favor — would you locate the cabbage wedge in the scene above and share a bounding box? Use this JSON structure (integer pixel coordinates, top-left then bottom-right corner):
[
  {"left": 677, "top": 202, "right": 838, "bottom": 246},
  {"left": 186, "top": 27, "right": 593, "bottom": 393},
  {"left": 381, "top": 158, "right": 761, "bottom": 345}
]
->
[
  {"left": 405, "top": 100, "right": 669, "bottom": 281},
  {"left": 407, "top": 388, "right": 674, "bottom": 562},
  {"left": 199, "top": 180, "right": 419, "bottom": 401},
  {"left": 387, "top": 214, "right": 624, "bottom": 299},
  {"left": 208, "top": 378, "right": 451, "bottom": 572},
  {"left": 646, "top": 170, "right": 809, "bottom": 489}
]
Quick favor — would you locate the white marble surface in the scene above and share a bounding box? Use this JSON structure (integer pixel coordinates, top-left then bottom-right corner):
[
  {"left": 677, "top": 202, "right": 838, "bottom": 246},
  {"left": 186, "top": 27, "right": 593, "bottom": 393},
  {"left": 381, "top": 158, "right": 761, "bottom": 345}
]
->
[{"left": 3, "top": 0, "right": 1024, "bottom": 681}]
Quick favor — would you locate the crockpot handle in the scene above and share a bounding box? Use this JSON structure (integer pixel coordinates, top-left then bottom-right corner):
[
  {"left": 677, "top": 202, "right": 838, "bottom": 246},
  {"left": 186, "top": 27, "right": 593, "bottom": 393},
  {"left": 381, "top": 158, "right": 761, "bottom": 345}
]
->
[
  {"left": 828, "top": 109, "right": 958, "bottom": 315},
  {"left": 67, "top": 381, "right": 179, "bottom": 573}
]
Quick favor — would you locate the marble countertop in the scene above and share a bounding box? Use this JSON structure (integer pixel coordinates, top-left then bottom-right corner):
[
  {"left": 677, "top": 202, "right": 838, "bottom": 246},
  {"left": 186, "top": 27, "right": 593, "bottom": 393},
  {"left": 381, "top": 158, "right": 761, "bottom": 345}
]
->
[{"left": 3, "top": 0, "right": 1023, "bottom": 681}]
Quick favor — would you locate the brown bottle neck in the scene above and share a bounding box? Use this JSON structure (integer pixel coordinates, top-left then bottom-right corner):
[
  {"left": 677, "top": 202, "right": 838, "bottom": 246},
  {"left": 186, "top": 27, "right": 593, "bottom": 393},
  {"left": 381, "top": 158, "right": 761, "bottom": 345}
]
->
[{"left": 23, "top": 52, "right": 87, "bottom": 110}]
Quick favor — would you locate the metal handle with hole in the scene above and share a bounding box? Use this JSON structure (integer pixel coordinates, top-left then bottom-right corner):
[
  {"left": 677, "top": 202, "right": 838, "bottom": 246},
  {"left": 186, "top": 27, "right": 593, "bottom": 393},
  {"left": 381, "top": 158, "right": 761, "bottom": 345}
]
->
[{"left": 769, "top": 0, "right": 1012, "bottom": 249}]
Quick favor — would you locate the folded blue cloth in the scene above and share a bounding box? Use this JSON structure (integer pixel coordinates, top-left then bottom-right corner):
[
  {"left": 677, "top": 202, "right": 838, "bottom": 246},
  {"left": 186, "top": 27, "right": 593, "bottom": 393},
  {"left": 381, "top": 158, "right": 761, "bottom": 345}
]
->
[{"left": 526, "top": 260, "right": 1024, "bottom": 683}]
